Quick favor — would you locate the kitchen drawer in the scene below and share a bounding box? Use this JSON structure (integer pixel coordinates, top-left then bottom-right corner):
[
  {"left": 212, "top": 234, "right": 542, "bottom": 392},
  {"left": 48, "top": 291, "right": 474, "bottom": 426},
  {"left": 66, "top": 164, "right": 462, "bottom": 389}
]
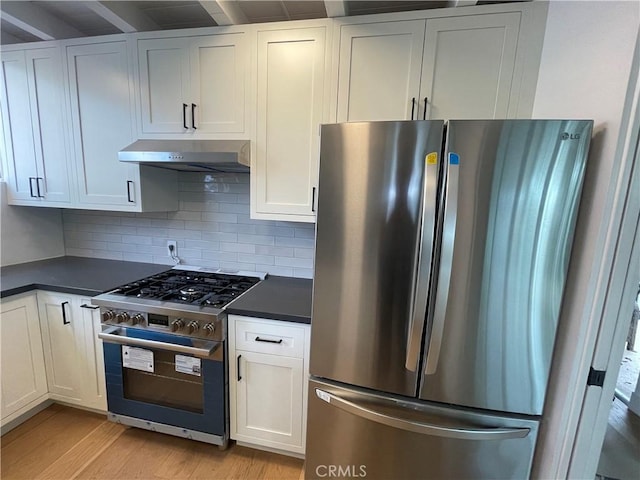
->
[{"left": 232, "top": 315, "right": 306, "bottom": 358}]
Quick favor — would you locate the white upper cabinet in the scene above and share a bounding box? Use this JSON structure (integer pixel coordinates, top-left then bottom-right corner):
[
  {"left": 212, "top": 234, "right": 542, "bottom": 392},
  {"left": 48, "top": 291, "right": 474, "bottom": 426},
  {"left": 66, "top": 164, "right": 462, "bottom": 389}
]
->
[
  {"left": 138, "top": 33, "right": 248, "bottom": 136},
  {"left": 336, "top": 10, "right": 534, "bottom": 122},
  {"left": 67, "top": 41, "right": 178, "bottom": 212},
  {"left": 1, "top": 47, "right": 72, "bottom": 206},
  {"left": 419, "top": 13, "right": 520, "bottom": 120},
  {"left": 252, "top": 25, "right": 329, "bottom": 223},
  {"left": 336, "top": 21, "right": 426, "bottom": 122}
]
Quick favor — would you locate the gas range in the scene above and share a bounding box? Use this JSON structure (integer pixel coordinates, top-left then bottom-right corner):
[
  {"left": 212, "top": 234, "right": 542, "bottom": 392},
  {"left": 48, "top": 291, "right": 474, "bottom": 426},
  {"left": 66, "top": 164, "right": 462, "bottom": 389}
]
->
[{"left": 92, "top": 267, "right": 264, "bottom": 340}]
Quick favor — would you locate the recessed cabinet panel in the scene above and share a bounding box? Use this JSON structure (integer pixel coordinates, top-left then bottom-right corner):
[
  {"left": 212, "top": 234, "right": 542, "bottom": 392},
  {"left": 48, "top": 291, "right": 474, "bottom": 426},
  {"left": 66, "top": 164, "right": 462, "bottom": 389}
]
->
[
  {"left": 28, "top": 50, "right": 71, "bottom": 203},
  {"left": 79, "top": 298, "right": 107, "bottom": 411},
  {"left": 139, "top": 39, "right": 190, "bottom": 133},
  {"left": 420, "top": 13, "right": 520, "bottom": 120},
  {"left": 67, "top": 42, "right": 139, "bottom": 207},
  {"left": 191, "top": 35, "right": 247, "bottom": 133},
  {"left": 337, "top": 21, "right": 426, "bottom": 122},
  {"left": 0, "top": 294, "right": 48, "bottom": 420},
  {"left": 1, "top": 51, "right": 38, "bottom": 201},
  {"left": 37, "top": 292, "right": 84, "bottom": 402},
  {"left": 254, "top": 27, "right": 326, "bottom": 221}
]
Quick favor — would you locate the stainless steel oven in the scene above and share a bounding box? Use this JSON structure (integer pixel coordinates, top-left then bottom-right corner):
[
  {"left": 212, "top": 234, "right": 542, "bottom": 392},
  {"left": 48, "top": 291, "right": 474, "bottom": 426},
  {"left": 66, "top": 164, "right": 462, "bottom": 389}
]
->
[{"left": 92, "top": 268, "right": 263, "bottom": 448}]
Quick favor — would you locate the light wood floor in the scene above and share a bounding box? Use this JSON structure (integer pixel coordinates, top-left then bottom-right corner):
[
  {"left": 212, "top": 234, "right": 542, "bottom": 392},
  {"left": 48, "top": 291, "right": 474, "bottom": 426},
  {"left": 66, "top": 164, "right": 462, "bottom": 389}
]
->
[
  {"left": 597, "top": 398, "right": 640, "bottom": 480},
  {"left": 1, "top": 404, "right": 304, "bottom": 480}
]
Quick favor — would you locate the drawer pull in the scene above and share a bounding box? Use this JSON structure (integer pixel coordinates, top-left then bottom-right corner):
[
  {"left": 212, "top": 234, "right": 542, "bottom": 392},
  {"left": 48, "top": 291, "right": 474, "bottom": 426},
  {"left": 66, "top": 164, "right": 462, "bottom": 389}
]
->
[
  {"left": 81, "top": 304, "right": 100, "bottom": 310},
  {"left": 255, "top": 336, "right": 283, "bottom": 344}
]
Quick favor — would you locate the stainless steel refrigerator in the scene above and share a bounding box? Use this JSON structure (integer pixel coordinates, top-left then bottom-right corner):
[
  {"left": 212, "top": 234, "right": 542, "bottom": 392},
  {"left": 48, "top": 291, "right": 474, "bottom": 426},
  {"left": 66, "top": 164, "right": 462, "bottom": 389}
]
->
[{"left": 306, "top": 120, "right": 593, "bottom": 479}]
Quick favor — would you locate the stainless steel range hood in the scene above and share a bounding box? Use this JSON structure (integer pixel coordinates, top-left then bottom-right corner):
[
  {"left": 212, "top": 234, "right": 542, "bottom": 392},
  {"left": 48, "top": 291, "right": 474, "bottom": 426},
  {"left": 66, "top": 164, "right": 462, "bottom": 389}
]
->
[{"left": 118, "top": 139, "right": 250, "bottom": 173}]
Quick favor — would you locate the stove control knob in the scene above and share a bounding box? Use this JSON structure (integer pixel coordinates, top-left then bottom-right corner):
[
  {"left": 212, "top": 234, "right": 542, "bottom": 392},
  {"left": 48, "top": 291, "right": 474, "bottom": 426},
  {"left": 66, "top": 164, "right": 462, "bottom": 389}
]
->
[
  {"left": 171, "top": 319, "right": 185, "bottom": 332},
  {"left": 102, "top": 310, "right": 116, "bottom": 322},
  {"left": 203, "top": 323, "right": 216, "bottom": 336},
  {"left": 187, "top": 321, "right": 200, "bottom": 334},
  {"left": 116, "top": 312, "right": 130, "bottom": 324},
  {"left": 132, "top": 314, "right": 145, "bottom": 325}
]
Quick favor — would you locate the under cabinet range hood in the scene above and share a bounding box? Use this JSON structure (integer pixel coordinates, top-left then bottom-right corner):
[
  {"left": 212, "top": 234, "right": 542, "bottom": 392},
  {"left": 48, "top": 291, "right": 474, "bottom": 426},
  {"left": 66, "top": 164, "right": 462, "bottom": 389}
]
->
[{"left": 118, "top": 139, "right": 250, "bottom": 173}]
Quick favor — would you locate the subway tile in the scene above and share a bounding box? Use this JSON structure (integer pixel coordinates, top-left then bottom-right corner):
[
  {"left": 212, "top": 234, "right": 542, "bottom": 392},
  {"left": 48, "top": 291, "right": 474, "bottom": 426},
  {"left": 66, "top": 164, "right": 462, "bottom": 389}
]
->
[
  {"left": 275, "top": 237, "right": 315, "bottom": 248},
  {"left": 207, "top": 232, "right": 238, "bottom": 243},
  {"left": 184, "top": 221, "right": 218, "bottom": 232},
  {"left": 165, "top": 228, "right": 203, "bottom": 240},
  {"left": 184, "top": 239, "right": 221, "bottom": 251},
  {"left": 190, "top": 259, "right": 220, "bottom": 269},
  {"left": 237, "top": 194, "right": 250, "bottom": 204},
  {"left": 121, "top": 217, "right": 151, "bottom": 227},
  {"left": 203, "top": 251, "right": 238, "bottom": 262},
  {"left": 201, "top": 212, "right": 238, "bottom": 223},
  {"left": 66, "top": 248, "right": 95, "bottom": 257},
  {"left": 150, "top": 219, "right": 185, "bottom": 229},
  {"left": 109, "top": 226, "right": 138, "bottom": 235},
  {"left": 179, "top": 201, "right": 207, "bottom": 212},
  {"left": 91, "top": 233, "right": 123, "bottom": 243},
  {"left": 219, "top": 261, "right": 257, "bottom": 272},
  {"left": 275, "top": 256, "right": 314, "bottom": 269},
  {"left": 293, "top": 268, "right": 314, "bottom": 279},
  {"left": 168, "top": 211, "right": 202, "bottom": 221},
  {"left": 238, "top": 253, "right": 275, "bottom": 265},
  {"left": 237, "top": 214, "right": 277, "bottom": 226},
  {"left": 151, "top": 238, "right": 185, "bottom": 248},
  {"left": 138, "top": 245, "right": 168, "bottom": 256},
  {"left": 151, "top": 256, "right": 174, "bottom": 266},
  {"left": 295, "top": 248, "right": 314, "bottom": 259},
  {"left": 67, "top": 240, "right": 108, "bottom": 250},
  {"left": 122, "top": 235, "right": 152, "bottom": 245},
  {"left": 137, "top": 227, "right": 167, "bottom": 236},
  {"left": 178, "top": 248, "right": 203, "bottom": 259},
  {"left": 218, "top": 223, "right": 258, "bottom": 235},
  {"left": 64, "top": 231, "right": 93, "bottom": 242},
  {"left": 220, "top": 243, "right": 256, "bottom": 254},
  {"left": 237, "top": 234, "right": 275, "bottom": 246},
  {"left": 255, "top": 245, "right": 294, "bottom": 257},
  {"left": 294, "top": 227, "right": 315, "bottom": 239},
  {"left": 140, "top": 212, "right": 169, "bottom": 219},
  {"left": 218, "top": 203, "right": 250, "bottom": 214},
  {"left": 108, "top": 243, "right": 139, "bottom": 253}
]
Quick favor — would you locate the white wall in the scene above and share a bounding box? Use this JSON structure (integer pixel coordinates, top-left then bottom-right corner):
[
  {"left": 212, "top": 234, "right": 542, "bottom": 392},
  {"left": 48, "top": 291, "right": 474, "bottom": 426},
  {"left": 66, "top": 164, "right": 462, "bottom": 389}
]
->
[
  {"left": 530, "top": 1, "right": 640, "bottom": 478},
  {"left": 0, "top": 182, "right": 65, "bottom": 266}
]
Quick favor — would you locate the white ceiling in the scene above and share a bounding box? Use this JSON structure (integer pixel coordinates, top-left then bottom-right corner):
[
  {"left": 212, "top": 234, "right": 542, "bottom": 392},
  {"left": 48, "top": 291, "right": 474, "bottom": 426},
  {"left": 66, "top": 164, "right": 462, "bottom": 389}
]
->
[{"left": 0, "top": 0, "right": 529, "bottom": 45}]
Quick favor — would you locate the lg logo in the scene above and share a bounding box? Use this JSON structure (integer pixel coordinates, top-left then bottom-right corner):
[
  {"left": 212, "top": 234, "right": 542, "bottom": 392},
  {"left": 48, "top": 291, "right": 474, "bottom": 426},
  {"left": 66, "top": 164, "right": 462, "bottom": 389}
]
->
[
  {"left": 561, "top": 132, "right": 581, "bottom": 140},
  {"left": 315, "top": 465, "right": 367, "bottom": 477}
]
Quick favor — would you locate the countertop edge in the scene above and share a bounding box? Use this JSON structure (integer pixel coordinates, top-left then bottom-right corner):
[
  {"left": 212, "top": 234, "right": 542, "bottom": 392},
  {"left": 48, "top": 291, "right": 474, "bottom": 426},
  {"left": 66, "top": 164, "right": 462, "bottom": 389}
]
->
[
  {"left": 226, "top": 307, "right": 311, "bottom": 325},
  {"left": 1, "top": 284, "right": 103, "bottom": 299}
]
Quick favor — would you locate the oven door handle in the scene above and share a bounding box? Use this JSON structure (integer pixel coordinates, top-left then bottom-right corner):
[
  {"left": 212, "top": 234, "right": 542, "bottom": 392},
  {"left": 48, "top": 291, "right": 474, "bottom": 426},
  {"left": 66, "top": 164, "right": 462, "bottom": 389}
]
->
[{"left": 98, "top": 327, "right": 219, "bottom": 358}]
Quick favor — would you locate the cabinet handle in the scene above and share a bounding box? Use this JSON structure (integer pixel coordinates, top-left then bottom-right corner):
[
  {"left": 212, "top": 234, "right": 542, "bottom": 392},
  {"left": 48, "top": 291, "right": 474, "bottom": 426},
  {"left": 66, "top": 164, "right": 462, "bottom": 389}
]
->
[
  {"left": 36, "top": 177, "right": 44, "bottom": 198},
  {"left": 312, "top": 187, "right": 316, "bottom": 213},
  {"left": 411, "top": 97, "right": 416, "bottom": 120},
  {"left": 423, "top": 97, "right": 428, "bottom": 120},
  {"left": 61, "top": 301, "right": 70, "bottom": 325},
  {"left": 183, "top": 103, "right": 188, "bottom": 129},
  {"left": 80, "top": 304, "right": 99, "bottom": 310},
  {"left": 237, "top": 354, "right": 242, "bottom": 381},
  {"left": 29, "top": 177, "right": 36, "bottom": 198},
  {"left": 191, "top": 103, "right": 197, "bottom": 130},
  {"left": 255, "top": 336, "right": 283, "bottom": 344},
  {"left": 126, "top": 181, "right": 134, "bottom": 203}
]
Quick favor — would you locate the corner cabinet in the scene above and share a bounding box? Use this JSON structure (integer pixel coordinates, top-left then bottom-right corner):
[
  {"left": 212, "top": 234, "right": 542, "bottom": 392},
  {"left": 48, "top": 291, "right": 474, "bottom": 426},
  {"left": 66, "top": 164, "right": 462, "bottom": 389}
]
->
[
  {"left": 36, "top": 291, "right": 107, "bottom": 411},
  {"left": 251, "top": 24, "right": 331, "bottom": 223},
  {"left": 138, "top": 33, "right": 249, "bottom": 136},
  {"left": 336, "top": 11, "right": 534, "bottom": 122},
  {"left": 0, "top": 293, "right": 49, "bottom": 427},
  {"left": 66, "top": 41, "right": 178, "bottom": 212},
  {"left": 0, "top": 47, "right": 72, "bottom": 206},
  {"left": 228, "top": 315, "right": 310, "bottom": 456}
]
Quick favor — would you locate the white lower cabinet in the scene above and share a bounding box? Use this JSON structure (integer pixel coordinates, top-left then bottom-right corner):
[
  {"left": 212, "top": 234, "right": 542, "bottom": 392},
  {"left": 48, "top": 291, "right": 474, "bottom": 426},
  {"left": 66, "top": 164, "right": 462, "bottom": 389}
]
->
[
  {"left": 0, "top": 293, "right": 48, "bottom": 427},
  {"left": 36, "top": 291, "right": 107, "bottom": 410},
  {"left": 229, "top": 315, "right": 310, "bottom": 456}
]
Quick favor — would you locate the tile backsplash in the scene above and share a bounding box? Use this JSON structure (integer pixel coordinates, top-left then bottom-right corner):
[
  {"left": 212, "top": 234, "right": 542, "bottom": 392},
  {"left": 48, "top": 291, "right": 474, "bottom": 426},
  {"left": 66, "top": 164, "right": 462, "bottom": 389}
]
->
[{"left": 62, "top": 173, "right": 315, "bottom": 278}]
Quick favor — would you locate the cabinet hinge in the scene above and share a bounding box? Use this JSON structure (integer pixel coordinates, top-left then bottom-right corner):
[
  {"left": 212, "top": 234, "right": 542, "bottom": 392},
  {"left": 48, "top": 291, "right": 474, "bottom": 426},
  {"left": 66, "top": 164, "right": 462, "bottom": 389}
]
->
[{"left": 587, "top": 367, "right": 606, "bottom": 387}]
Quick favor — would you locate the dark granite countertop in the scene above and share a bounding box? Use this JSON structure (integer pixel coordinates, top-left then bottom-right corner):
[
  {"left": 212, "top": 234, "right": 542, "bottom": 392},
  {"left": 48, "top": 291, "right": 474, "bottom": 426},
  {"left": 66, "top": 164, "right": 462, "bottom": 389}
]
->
[
  {"left": 0, "top": 256, "right": 169, "bottom": 298},
  {"left": 226, "top": 276, "right": 313, "bottom": 324}
]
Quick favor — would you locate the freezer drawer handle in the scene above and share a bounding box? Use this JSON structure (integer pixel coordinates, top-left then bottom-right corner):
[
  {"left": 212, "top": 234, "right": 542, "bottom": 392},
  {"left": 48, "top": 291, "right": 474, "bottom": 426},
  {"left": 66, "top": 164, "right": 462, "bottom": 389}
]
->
[
  {"left": 98, "top": 326, "right": 218, "bottom": 358},
  {"left": 255, "top": 336, "right": 283, "bottom": 344},
  {"left": 315, "top": 389, "right": 530, "bottom": 441}
]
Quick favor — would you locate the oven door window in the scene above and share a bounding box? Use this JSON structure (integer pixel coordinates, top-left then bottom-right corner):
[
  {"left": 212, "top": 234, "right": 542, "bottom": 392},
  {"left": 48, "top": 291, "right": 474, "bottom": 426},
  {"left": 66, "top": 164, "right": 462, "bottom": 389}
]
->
[{"left": 123, "top": 348, "right": 204, "bottom": 413}]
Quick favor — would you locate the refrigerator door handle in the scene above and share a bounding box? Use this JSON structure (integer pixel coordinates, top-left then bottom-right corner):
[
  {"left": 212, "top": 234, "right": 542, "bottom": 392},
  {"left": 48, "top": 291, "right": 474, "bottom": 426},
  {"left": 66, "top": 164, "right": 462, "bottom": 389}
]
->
[
  {"left": 406, "top": 153, "right": 439, "bottom": 371},
  {"left": 425, "top": 152, "right": 459, "bottom": 375},
  {"left": 315, "top": 389, "right": 530, "bottom": 440}
]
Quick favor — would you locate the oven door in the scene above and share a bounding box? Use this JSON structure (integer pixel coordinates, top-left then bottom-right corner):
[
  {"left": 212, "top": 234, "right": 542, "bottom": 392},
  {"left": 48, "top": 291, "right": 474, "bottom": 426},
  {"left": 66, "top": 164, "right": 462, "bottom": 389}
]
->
[{"left": 100, "top": 326, "right": 225, "bottom": 436}]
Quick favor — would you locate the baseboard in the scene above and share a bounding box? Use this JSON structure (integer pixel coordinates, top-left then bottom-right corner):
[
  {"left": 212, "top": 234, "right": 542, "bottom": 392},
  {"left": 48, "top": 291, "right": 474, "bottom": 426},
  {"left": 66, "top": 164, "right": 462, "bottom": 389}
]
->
[{"left": 1, "top": 398, "right": 53, "bottom": 435}]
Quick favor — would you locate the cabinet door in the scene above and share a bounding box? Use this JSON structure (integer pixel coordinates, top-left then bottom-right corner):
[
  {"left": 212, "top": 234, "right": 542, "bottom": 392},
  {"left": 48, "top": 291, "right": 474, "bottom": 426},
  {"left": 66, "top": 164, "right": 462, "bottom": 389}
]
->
[
  {"left": 336, "top": 20, "right": 425, "bottom": 122},
  {"left": 190, "top": 34, "right": 248, "bottom": 134},
  {"left": 26, "top": 48, "right": 71, "bottom": 204},
  {"left": 0, "top": 294, "right": 48, "bottom": 421},
  {"left": 254, "top": 27, "right": 327, "bottom": 222},
  {"left": 78, "top": 299, "right": 107, "bottom": 411},
  {"left": 37, "top": 292, "right": 84, "bottom": 403},
  {"left": 67, "top": 41, "right": 140, "bottom": 208},
  {"left": 138, "top": 38, "right": 191, "bottom": 134},
  {"left": 0, "top": 50, "right": 39, "bottom": 203},
  {"left": 419, "top": 13, "right": 520, "bottom": 120},
  {"left": 235, "top": 350, "right": 305, "bottom": 451}
]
